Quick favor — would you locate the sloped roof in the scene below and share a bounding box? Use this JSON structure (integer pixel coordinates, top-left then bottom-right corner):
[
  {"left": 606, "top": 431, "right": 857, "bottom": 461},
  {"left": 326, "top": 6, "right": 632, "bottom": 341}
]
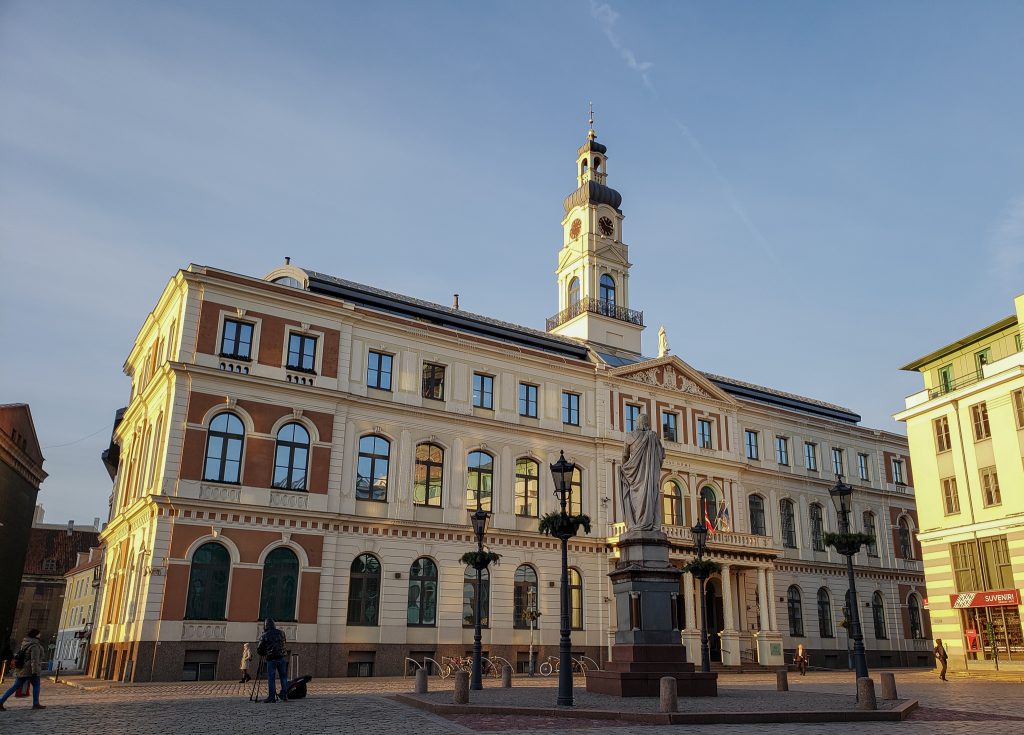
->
[{"left": 22, "top": 527, "right": 100, "bottom": 578}]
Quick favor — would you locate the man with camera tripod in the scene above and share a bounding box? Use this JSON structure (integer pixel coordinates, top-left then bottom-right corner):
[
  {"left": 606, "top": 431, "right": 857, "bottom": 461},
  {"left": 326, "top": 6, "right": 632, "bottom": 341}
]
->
[{"left": 257, "top": 619, "right": 289, "bottom": 702}]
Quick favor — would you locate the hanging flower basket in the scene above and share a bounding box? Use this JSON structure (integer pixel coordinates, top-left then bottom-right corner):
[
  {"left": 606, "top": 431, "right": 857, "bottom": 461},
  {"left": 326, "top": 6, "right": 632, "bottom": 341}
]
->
[
  {"left": 522, "top": 609, "right": 542, "bottom": 623},
  {"left": 824, "top": 532, "right": 875, "bottom": 556},
  {"left": 682, "top": 559, "right": 722, "bottom": 578},
  {"left": 460, "top": 550, "right": 501, "bottom": 570},
  {"left": 538, "top": 512, "right": 592, "bottom": 538}
]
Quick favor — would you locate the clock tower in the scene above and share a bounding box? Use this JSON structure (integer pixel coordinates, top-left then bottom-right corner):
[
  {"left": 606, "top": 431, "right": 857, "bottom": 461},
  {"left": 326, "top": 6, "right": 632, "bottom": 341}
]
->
[{"left": 546, "top": 118, "right": 645, "bottom": 355}]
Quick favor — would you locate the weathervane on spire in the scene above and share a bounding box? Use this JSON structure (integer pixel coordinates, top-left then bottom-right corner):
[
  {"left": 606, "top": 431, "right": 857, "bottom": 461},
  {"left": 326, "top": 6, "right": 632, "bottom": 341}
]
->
[{"left": 588, "top": 101, "right": 596, "bottom": 141}]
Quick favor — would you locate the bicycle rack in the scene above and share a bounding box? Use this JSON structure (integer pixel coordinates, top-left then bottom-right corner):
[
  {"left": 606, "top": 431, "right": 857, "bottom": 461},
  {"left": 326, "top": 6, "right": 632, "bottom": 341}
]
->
[
  {"left": 490, "top": 655, "right": 513, "bottom": 673},
  {"left": 579, "top": 655, "right": 602, "bottom": 671},
  {"left": 404, "top": 657, "right": 423, "bottom": 675}
]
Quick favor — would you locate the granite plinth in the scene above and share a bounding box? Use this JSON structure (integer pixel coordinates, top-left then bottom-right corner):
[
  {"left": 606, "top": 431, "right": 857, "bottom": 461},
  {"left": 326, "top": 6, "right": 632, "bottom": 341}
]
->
[{"left": 585, "top": 644, "right": 718, "bottom": 697}]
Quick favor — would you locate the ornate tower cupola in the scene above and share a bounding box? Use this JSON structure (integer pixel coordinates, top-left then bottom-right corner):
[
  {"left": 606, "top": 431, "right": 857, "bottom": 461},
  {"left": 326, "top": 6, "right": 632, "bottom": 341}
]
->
[{"left": 547, "top": 109, "right": 644, "bottom": 355}]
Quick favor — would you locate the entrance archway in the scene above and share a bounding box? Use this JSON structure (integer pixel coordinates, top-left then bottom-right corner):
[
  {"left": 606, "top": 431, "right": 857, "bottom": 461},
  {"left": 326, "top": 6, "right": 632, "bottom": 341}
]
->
[{"left": 704, "top": 578, "right": 725, "bottom": 662}]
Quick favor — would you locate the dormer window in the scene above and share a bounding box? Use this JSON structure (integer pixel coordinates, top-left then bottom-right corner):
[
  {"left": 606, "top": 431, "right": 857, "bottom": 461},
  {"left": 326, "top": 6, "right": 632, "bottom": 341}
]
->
[{"left": 273, "top": 276, "right": 302, "bottom": 288}]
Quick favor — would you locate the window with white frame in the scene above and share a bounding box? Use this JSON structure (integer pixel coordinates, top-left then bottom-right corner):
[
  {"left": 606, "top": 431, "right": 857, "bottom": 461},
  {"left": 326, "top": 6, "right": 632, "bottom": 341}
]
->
[{"left": 697, "top": 419, "right": 713, "bottom": 449}]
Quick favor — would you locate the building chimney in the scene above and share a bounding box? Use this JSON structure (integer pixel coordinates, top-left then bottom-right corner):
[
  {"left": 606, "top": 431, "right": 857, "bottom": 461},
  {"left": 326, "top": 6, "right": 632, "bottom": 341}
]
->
[
  {"left": 453, "top": 294, "right": 460, "bottom": 310},
  {"left": 285, "top": 256, "right": 291, "bottom": 265}
]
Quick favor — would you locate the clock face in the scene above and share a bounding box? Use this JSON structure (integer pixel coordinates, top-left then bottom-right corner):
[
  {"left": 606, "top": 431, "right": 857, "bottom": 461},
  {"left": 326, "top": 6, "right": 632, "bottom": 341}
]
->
[
  {"left": 599, "top": 216, "right": 614, "bottom": 236},
  {"left": 570, "top": 218, "right": 582, "bottom": 239}
]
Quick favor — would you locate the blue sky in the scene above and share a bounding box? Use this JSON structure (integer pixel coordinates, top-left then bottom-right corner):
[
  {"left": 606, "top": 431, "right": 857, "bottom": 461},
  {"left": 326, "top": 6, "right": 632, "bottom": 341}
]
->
[{"left": 2, "top": 1, "right": 1023, "bottom": 524}]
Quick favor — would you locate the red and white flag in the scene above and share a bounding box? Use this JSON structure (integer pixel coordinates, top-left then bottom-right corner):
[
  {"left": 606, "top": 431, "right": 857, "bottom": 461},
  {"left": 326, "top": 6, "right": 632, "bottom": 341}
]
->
[{"left": 704, "top": 498, "right": 715, "bottom": 534}]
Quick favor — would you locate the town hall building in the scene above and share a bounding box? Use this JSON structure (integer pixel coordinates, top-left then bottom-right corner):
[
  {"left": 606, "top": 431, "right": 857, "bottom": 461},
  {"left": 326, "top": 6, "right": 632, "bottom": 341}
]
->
[{"left": 90, "top": 125, "right": 932, "bottom": 681}]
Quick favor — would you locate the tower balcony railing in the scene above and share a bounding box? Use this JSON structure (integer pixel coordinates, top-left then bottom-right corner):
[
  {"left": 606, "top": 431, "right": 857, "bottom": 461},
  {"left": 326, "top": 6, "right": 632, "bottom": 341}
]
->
[{"left": 546, "top": 296, "right": 644, "bottom": 331}]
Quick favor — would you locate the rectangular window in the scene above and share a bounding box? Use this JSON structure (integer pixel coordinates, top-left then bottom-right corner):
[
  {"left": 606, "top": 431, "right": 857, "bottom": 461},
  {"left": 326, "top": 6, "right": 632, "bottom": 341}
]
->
[
  {"left": 421, "top": 363, "right": 445, "bottom": 401},
  {"left": 662, "top": 411, "right": 678, "bottom": 442},
  {"left": 366, "top": 350, "right": 393, "bottom": 390},
  {"left": 857, "top": 453, "right": 870, "bottom": 481},
  {"left": 775, "top": 436, "right": 789, "bottom": 466},
  {"left": 934, "top": 416, "right": 952, "bottom": 453},
  {"left": 950, "top": 542, "right": 982, "bottom": 592},
  {"left": 891, "top": 458, "right": 906, "bottom": 485},
  {"left": 1013, "top": 389, "right": 1024, "bottom": 430},
  {"left": 831, "top": 447, "right": 844, "bottom": 476},
  {"left": 980, "top": 466, "right": 1001, "bottom": 506},
  {"left": 624, "top": 404, "right": 641, "bottom": 433},
  {"left": 519, "top": 383, "right": 538, "bottom": 418},
  {"left": 938, "top": 364, "right": 953, "bottom": 394},
  {"left": 971, "top": 402, "right": 991, "bottom": 440},
  {"left": 804, "top": 442, "right": 817, "bottom": 471},
  {"left": 942, "top": 477, "right": 960, "bottom": 514},
  {"left": 975, "top": 348, "right": 991, "bottom": 378},
  {"left": 562, "top": 392, "right": 580, "bottom": 426},
  {"left": 745, "top": 430, "right": 759, "bottom": 460},
  {"left": 473, "top": 373, "right": 494, "bottom": 409},
  {"left": 287, "top": 333, "right": 317, "bottom": 373},
  {"left": 697, "top": 419, "right": 713, "bottom": 449},
  {"left": 220, "top": 319, "right": 253, "bottom": 360}
]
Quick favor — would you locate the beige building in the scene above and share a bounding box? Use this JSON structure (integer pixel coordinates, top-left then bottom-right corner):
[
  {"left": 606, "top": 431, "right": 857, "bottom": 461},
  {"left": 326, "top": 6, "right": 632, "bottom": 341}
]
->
[
  {"left": 54, "top": 547, "right": 103, "bottom": 672},
  {"left": 896, "top": 293, "right": 1024, "bottom": 671},
  {"left": 90, "top": 127, "right": 931, "bottom": 681}
]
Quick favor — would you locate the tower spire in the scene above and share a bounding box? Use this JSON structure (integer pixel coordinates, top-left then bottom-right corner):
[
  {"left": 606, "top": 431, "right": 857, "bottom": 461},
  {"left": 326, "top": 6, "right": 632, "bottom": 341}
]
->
[{"left": 588, "top": 101, "right": 596, "bottom": 141}]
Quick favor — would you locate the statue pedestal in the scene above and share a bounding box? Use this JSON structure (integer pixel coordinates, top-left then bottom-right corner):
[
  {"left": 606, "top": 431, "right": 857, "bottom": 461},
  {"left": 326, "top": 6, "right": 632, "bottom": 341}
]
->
[{"left": 586, "top": 531, "right": 718, "bottom": 697}]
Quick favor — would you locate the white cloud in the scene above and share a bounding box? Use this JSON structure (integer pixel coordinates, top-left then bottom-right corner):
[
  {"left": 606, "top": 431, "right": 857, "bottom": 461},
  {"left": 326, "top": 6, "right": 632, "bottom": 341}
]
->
[{"left": 590, "top": 1, "right": 654, "bottom": 88}]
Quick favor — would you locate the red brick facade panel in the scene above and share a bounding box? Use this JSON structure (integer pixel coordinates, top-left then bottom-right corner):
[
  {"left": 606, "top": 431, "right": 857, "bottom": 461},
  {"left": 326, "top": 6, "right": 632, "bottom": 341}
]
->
[
  {"left": 292, "top": 533, "right": 323, "bottom": 567},
  {"left": 161, "top": 564, "right": 189, "bottom": 621},
  {"left": 298, "top": 571, "right": 319, "bottom": 624},
  {"left": 309, "top": 446, "right": 330, "bottom": 494},
  {"left": 228, "top": 567, "right": 261, "bottom": 621}
]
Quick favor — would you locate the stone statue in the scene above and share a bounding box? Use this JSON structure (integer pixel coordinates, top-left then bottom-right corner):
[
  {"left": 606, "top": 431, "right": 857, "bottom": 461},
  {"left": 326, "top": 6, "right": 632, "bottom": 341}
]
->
[
  {"left": 658, "top": 325, "right": 670, "bottom": 357},
  {"left": 619, "top": 413, "right": 665, "bottom": 533}
]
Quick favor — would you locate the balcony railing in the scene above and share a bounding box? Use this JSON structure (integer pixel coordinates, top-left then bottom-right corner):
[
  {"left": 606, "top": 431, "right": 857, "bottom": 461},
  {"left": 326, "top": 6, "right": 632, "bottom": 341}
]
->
[
  {"left": 929, "top": 371, "right": 982, "bottom": 399},
  {"left": 546, "top": 296, "right": 644, "bottom": 331},
  {"left": 610, "top": 522, "right": 776, "bottom": 551}
]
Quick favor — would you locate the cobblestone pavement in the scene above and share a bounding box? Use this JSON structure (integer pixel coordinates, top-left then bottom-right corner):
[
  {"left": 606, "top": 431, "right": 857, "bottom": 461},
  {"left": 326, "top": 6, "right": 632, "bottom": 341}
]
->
[{"left": 0, "top": 669, "right": 1020, "bottom": 734}]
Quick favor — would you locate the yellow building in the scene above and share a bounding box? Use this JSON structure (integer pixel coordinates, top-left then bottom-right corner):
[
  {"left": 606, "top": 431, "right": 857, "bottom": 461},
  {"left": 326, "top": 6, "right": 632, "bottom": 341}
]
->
[
  {"left": 896, "top": 293, "right": 1024, "bottom": 671},
  {"left": 55, "top": 548, "right": 102, "bottom": 672}
]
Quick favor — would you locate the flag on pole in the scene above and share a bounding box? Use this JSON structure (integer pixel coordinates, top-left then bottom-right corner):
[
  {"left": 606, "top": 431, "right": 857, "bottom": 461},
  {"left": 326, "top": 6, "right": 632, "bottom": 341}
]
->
[
  {"left": 704, "top": 498, "right": 715, "bottom": 534},
  {"left": 717, "top": 503, "right": 731, "bottom": 533}
]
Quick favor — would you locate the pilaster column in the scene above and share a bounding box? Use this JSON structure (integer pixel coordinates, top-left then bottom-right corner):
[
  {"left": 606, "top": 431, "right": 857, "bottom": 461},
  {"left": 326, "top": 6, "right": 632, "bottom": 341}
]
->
[
  {"left": 721, "top": 564, "right": 735, "bottom": 631},
  {"left": 683, "top": 571, "right": 696, "bottom": 630},
  {"left": 757, "top": 568, "right": 770, "bottom": 631},
  {"left": 765, "top": 569, "right": 778, "bottom": 632}
]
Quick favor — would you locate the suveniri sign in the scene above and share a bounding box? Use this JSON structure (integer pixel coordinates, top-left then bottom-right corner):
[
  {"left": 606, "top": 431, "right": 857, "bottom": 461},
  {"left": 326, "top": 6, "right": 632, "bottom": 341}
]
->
[{"left": 949, "top": 589, "right": 1022, "bottom": 609}]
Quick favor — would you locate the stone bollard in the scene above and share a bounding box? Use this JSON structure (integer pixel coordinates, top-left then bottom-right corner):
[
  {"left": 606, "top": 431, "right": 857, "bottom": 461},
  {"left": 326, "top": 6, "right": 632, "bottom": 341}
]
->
[
  {"left": 879, "top": 672, "right": 897, "bottom": 700},
  {"left": 776, "top": 670, "right": 789, "bottom": 691},
  {"left": 857, "top": 677, "right": 877, "bottom": 710},
  {"left": 415, "top": 668, "right": 428, "bottom": 694},
  {"left": 501, "top": 666, "right": 512, "bottom": 688},
  {"left": 660, "top": 676, "right": 678, "bottom": 713},
  {"left": 453, "top": 670, "right": 470, "bottom": 704}
]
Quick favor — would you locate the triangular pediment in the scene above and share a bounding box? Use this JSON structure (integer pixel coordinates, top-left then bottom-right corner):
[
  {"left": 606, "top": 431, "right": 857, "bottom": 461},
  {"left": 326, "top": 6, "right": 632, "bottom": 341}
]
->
[{"left": 608, "top": 355, "right": 736, "bottom": 404}]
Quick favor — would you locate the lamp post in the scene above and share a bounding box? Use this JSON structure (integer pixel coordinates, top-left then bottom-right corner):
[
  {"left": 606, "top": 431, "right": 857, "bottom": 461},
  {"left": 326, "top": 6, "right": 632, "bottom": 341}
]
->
[
  {"left": 469, "top": 506, "right": 490, "bottom": 691},
  {"left": 828, "top": 474, "right": 869, "bottom": 681},
  {"left": 549, "top": 450, "right": 578, "bottom": 707},
  {"left": 690, "top": 521, "right": 712, "bottom": 673},
  {"left": 526, "top": 587, "right": 538, "bottom": 676}
]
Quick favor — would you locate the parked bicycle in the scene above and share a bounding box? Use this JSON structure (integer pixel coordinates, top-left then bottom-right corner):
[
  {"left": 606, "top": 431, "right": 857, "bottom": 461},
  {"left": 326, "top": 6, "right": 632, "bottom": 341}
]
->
[{"left": 538, "top": 655, "right": 588, "bottom": 676}]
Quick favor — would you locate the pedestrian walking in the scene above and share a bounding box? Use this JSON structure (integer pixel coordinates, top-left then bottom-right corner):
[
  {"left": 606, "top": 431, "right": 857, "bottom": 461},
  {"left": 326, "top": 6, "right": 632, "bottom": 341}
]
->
[
  {"left": 256, "top": 619, "right": 288, "bottom": 703},
  {"left": 239, "top": 641, "right": 253, "bottom": 683},
  {"left": 934, "top": 638, "right": 949, "bottom": 681},
  {"left": 794, "top": 643, "right": 809, "bottom": 676},
  {"left": 0, "top": 628, "right": 46, "bottom": 711}
]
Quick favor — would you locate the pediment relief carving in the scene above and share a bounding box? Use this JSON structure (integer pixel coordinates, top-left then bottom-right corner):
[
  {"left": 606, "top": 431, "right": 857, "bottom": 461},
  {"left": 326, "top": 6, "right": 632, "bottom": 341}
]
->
[{"left": 611, "top": 357, "right": 734, "bottom": 404}]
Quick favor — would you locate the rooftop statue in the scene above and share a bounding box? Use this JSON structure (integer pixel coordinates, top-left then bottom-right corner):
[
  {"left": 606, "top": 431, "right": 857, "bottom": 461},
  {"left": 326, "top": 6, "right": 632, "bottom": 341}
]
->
[{"left": 619, "top": 413, "right": 665, "bottom": 533}]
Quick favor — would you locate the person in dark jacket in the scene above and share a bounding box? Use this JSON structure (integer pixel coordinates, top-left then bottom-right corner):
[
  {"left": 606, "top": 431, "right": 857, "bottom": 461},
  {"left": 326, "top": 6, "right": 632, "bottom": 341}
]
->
[
  {"left": 257, "top": 619, "right": 288, "bottom": 702},
  {"left": 934, "top": 638, "right": 949, "bottom": 681},
  {"left": 0, "top": 628, "right": 46, "bottom": 711}
]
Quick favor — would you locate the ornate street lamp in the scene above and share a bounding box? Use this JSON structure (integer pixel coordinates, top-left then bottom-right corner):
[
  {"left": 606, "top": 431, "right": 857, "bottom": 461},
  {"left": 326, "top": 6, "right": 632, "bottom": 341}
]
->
[
  {"left": 828, "top": 474, "right": 869, "bottom": 681},
  {"left": 549, "top": 450, "right": 578, "bottom": 707},
  {"left": 690, "top": 520, "right": 712, "bottom": 673},
  {"left": 468, "top": 506, "right": 490, "bottom": 691}
]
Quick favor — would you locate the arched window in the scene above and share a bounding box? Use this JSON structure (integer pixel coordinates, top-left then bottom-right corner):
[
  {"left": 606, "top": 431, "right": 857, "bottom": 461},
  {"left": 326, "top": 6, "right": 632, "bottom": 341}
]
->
[
  {"left": 203, "top": 412, "right": 244, "bottom": 484},
  {"left": 466, "top": 451, "right": 494, "bottom": 511},
  {"left": 413, "top": 443, "right": 444, "bottom": 507},
  {"left": 569, "top": 467, "right": 583, "bottom": 516},
  {"left": 407, "top": 558, "right": 438, "bottom": 627},
  {"left": 810, "top": 503, "right": 825, "bottom": 552},
  {"left": 580, "top": 159, "right": 588, "bottom": 177},
  {"left": 462, "top": 566, "right": 489, "bottom": 628},
  {"left": 273, "top": 422, "right": 309, "bottom": 491},
  {"left": 599, "top": 274, "right": 616, "bottom": 306},
  {"left": 569, "top": 568, "right": 584, "bottom": 630},
  {"left": 347, "top": 554, "right": 381, "bottom": 626},
  {"left": 700, "top": 486, "right": 718, "bottom": 527},
  {"left": 185, "top": 542, "right": 230, "bottom": 620},
  {"left": 259, "top": 547, "right": 299, "bottom": 621},
  {"left": 787, "top": 585, "right": 804, "bottom": 636},
  {"left": 513, "top": 565, "right": 538, "bottom": 629},
  {"left": 908, "top": 594, "right": 924, "bottom": 640},
  {"left": 662, "top": 481, "right": 685, "bottom": 526},
  {"left": 356, "top": 435, "right": 390, "bottom": 501},
  {"left": 780, "top": 499, "right": 797, "bottom": 548},
  {"left": 147, "top": 413, "right": 163, "bottom": 491},
  {"left": 567, "top": 277, "right": 581, "bottom": 306},
  {"left": 898, "top": 517, "right": 914, "bottom": 559},
  {"left": 872, "top": 592, "right": 887, "bottom": 639},
  {"left": 817, "top": 588, "right": 833, "bottom": 638},
  {"left": 748, "top": 495, "right": 766, "bottom": 536},
  {"left": 862, "top": 511, "right": 878, "bottom": 556},
  {"left": 515, "top": 459, "right": 540, "bottom": 517}
]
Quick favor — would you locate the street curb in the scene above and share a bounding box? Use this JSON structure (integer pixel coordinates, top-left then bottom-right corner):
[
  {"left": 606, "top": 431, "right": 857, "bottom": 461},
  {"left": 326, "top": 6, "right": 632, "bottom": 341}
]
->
[{"left": 394, "top": 692, "right": 919, "bottom": 724}]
